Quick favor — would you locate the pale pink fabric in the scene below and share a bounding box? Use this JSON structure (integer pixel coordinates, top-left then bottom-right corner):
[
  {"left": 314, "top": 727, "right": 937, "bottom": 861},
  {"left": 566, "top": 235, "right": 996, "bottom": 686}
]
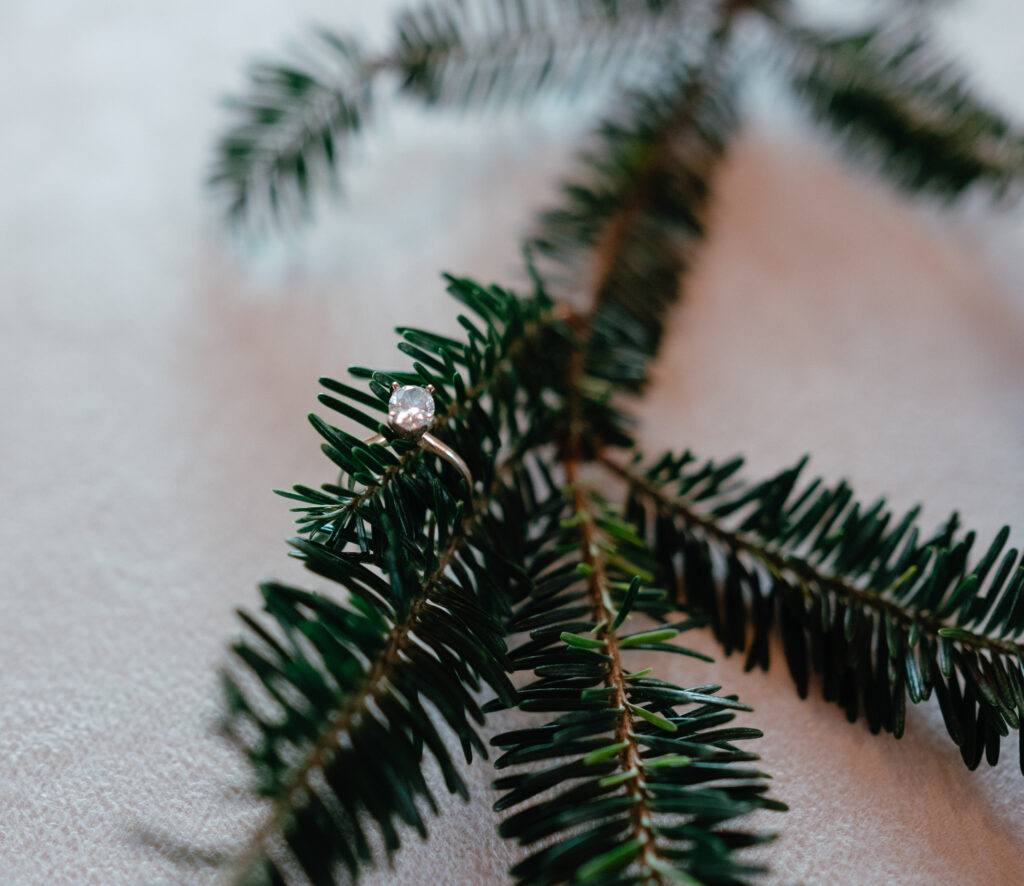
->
[{"left": 2, "top": 2, "right": 1024, "bottom": 884}]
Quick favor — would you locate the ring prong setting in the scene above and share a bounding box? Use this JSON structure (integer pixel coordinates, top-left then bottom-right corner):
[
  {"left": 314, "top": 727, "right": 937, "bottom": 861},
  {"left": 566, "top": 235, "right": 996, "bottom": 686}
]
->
[{"left": 387, "top": 384, "right": 436, "bottom": 439}]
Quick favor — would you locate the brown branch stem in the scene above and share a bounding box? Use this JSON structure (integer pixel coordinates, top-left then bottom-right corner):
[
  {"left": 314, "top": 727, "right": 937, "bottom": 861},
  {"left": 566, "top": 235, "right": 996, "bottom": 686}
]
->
[
  {"left": 602, "top": 456, "right": 1024, "bottom": 661},
  {"left": 561, "top": 340, "right": 666, "bottom": 881}
]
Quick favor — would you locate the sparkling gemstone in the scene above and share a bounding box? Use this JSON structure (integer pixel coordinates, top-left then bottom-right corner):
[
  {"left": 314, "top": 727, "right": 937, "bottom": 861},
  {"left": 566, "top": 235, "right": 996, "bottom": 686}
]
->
[{"left": 388, "top": 385, "right": 435, "bottom": 437}]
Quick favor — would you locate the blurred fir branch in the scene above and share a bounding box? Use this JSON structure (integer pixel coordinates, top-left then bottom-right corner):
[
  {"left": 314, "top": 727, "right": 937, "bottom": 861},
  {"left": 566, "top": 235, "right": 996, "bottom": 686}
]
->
[
  {"left": 774, "top": 20, "right": 1024, "bottom": 200},
  {"left": 614, "top": 451, "right": 1024, "bottom": 773},
  {"left": 210, "top": 0, "right": 1024, "bottom": 230},
  {"left": 532, "top": 58, "right": 736, "bottom": 393},
  {"left": 207, "top": 1, "right": 1024, "bottom": 884},
  {"left": 392, "top": 0, "right": 705, "bottom": 107},
  {"left": 211, "top": 0, "right": 712, "bottom": 229},
  {"left": 210, "top": 30, "right": 370, "bottom": 228}
]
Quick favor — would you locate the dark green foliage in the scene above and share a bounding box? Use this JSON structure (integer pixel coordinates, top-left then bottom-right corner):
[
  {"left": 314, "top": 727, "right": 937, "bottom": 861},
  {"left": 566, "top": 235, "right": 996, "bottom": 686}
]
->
[
  {"left": 393, "top": 0, "right": 700, "bottom": 108},
  {"left": 224, "top": 567, "right": 510, "bottom": 884},
  {"left": 777, "top": 22, "right": 1024, "bottom": 200},
  {"left": 210, "top": 1, "right": 1024, "bottom": 882},
  {"left": 211, "top": 2, "right": 1024, "bottom": 230},
  {"left": 220, "top": 277, "right": 572, "bottom": 882},
  {"left": 616, "top": 450, "right": 1024, "bottom": 773},
  {"left": 210, "top": 30, "right": 372, "bottom": 228},
  {"left": 217, "top": 271, "right": 785, "bottom": 884},
  {"left": 489, "top": 482, "right": 783, "bottom": 885},
  {"left": 531, "top": 59, "right": 735, "bottom": 392},
  {"left": 213, "top": 0, "right": 707, "bottom": 228}
]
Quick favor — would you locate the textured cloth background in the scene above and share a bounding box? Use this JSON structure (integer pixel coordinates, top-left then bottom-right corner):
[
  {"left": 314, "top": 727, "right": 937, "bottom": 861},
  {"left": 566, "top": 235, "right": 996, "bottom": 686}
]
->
[{"left": 3, "top": 2, "right": 1024, "bottom": 884}]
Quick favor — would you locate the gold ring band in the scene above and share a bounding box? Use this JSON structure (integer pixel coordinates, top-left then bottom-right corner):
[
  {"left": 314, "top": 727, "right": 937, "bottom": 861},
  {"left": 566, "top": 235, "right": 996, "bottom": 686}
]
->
[{"left": 365, "top": 429, "right": 473, "bottom": 488}]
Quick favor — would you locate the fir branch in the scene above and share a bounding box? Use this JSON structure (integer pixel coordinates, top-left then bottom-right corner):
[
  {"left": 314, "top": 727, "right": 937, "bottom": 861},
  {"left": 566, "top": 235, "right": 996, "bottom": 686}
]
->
[
  {"left": 218, "top": 277, "right": 575, "bottom": 884},
  {"left": 772, "top": 20, "right": 1024, "bottom": 200},
  {"left": 207, "top": 0, "right": 1024, "bottom": 879},
  {"left": 488, "top": 472, "right": 783, "bottom": 884},
  {"left": 393, "top": 0, "right": 705, "bottom": 108},
  {"left": 611, "top": 451, "right": 1024, "bottom": 773},
  {"left": 223, "top": 501, "right": 507, "bottom": 884},
  {"left": 484, "top": 311, "right": 783, "bottom": 885},
  {"left": 533, "top": 26, "right": 737, "bottom": 393},
  {"left": 209, "top": 30, "right": 373, "bottom": 228},
  {"left": 212, "top": 0, "right": 708, "bottom": 228}
]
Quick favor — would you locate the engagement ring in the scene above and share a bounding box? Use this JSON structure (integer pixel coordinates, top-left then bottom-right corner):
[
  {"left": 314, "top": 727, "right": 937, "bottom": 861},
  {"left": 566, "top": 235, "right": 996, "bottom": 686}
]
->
[{"left": 364, "top": 383, "right": 473, "bottom": 489}]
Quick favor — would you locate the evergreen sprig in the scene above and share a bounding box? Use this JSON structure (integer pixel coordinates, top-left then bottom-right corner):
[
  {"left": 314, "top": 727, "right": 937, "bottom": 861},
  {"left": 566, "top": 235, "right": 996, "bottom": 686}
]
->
[
  {"left": 393, "top": 0, "right": 704, "bottom": 108},
  {"left": 207, "top": 1, "right": 1024, "bottom": 883},
  {"left": 210, "top": 30, "right": 372, "bottom": 227},
  {"left": 220, "top": 277, "right": 568, "bottom": 882},
  {"left": 774, "top": 20, "right": 1024, "bottom": 200},
  {"left": 215, "top": 267, "right": 788, "bottom": 885},
  {"left": 489, "top": 475, "right": 783, "bottom": 885},
  {"left": 476, "top": 268, "right": 783, "bottom": 886},
  {"left": 222, "top": 532, "right": 511, "bottom": 883},
  {"left": 211, "top": 2, "right": 1024, "bottom": 231},
  {"left": 613, "top": 451, "right": 1024, "bottom": 773},
  {"left": 212, "top": 0, "right": 710, "bottom": 228},
  {"left": 532, "top": 56, "right": 736, "bottom": 392}
]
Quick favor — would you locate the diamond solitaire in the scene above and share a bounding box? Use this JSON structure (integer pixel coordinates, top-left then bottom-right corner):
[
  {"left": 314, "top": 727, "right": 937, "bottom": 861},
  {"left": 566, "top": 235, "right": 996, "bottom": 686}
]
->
[
  {"left": 388, "top": 384, "right": 436, "bottom": 438},
  {"left": 365, "top": 382, "right": 470, "bottom": 490}
]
